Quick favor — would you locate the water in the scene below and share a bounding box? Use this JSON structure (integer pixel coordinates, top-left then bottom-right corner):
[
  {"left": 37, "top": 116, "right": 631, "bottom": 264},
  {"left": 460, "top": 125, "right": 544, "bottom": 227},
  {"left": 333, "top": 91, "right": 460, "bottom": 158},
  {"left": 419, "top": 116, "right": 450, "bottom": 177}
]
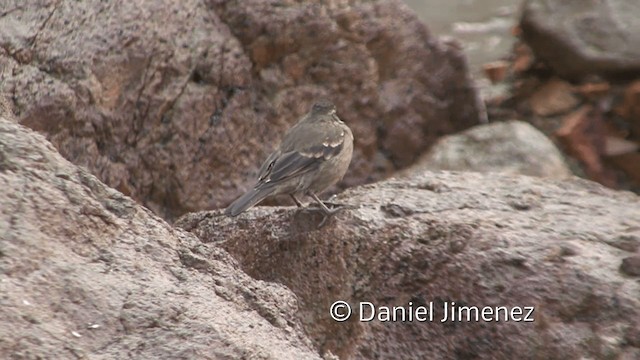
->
[{"left": 404, "top": 0, "right": 520, "bottom": 77}]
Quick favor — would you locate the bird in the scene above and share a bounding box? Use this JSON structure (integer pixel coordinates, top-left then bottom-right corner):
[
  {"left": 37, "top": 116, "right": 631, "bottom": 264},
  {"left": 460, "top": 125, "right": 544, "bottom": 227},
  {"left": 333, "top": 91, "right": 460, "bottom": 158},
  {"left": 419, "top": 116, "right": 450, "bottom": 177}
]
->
[{"left": 225, "top": 100, "right": 354, "bottom": 224}]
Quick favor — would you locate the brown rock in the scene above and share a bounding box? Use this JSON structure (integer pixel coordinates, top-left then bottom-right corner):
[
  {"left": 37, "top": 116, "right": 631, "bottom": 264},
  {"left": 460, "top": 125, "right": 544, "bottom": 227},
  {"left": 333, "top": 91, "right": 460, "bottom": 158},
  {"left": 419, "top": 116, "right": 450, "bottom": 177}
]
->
[
  {"left": 618, "top": 80, "right": 640, "bottom": 138},
  {"left": 512, "top": 42, "right": 534, "bottom": 74},
  {"left": 0, "top": 0, "right": 482, "bottom": 220},
  {"left": 483, "top": 60, "right": 509, "bottom": 84},
  {"left": 556, "top": 105, "right": 616, "bottom": 187},
  {"left": 511, "top": 25, "right": 523, "bottom": 37},
  {"left": 574, "top": 82, "right": 611, "bottom": 100},
  {"left": 620, "top": 256, "right": 640, "bottom": 277},
  {"left": 528, "top": 78, "right": 580, "bottom": 117},
  {"left": 0, "top": 116, "right": 321, "bottom": 358},
  {"left": 178, "top": 171, "right": 640, "bottom": 359}
]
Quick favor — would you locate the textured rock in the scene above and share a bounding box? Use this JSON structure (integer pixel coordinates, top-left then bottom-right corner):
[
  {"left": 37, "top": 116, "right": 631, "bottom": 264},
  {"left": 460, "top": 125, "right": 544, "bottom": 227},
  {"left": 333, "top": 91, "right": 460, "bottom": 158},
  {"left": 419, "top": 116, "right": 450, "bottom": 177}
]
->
[
  {"left": 0, "top": 112, "right": 321, "bottom": 358},
  {"left": 3, "top": 94, "right": 640, "bottom": 359},
  {"left": 178, "top": 172, "right": 640, "bottom": 359},
  {"left": 520, "top": 0, "right": 640, "bottom": 80},
  {"left": 0, "top": 0, "right": 482, "bottom": 220},
  {"left": 410, "top": 120, "right": 571, "bottom": 179}
]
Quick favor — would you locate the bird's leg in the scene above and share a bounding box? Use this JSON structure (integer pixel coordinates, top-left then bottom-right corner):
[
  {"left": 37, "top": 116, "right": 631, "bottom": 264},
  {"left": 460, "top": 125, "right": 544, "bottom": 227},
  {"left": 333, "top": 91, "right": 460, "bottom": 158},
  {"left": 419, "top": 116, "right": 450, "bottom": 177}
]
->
[
  {"left": 308, "top": 192, "right": 347, "bottom": 228},
  {"left": 309, "top": 192, "right": 342, "bottom": 214},
  {"left": 300, "top": 193, "right": 356, "bottom": 227},
  {"left": 290, "top": 194, "right": 303, "bottom": 208},
  {"left": 321, "top": 200, "right": 346, "bottom": 208}
]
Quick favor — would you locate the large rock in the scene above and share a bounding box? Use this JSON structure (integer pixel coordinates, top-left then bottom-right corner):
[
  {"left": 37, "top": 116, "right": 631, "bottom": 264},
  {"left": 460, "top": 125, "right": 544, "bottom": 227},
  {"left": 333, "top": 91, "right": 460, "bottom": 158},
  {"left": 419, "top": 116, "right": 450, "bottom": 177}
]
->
[
  {"left": 520, "top": 0, "right": 640, "bottom": 80},
  {"left": 0, "top": 112, "right": 321, "bottom": 358},
  {"left": 0, "top": 0, "right": 482, "bottom": 220},
  {"left": 178, "top": 172, "right": 640, "bottom": 359},
  {"left": 412, "top": 120, "right": 572, "bottom": 179},
  {"left": 3, "top": 95, "right": 640, "bottom": 359}
]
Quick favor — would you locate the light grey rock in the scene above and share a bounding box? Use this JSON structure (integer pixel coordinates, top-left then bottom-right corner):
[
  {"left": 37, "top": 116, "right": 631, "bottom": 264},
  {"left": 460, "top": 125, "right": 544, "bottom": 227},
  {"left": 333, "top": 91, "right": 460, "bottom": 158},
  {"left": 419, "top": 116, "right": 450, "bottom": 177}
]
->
[
  {"left": 413, "top": 120, "right": 572, "bottom": 179},
  {"left": 520, "top": 0, "right": 640, "bottom": 80}
]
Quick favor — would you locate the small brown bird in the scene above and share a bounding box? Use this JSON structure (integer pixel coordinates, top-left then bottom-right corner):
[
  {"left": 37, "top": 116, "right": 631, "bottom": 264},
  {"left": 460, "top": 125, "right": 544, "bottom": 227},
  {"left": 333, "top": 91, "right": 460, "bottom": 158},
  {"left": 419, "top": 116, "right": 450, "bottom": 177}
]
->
[{"left": 225, "top": 100, "right": 354, "bottom": 222}]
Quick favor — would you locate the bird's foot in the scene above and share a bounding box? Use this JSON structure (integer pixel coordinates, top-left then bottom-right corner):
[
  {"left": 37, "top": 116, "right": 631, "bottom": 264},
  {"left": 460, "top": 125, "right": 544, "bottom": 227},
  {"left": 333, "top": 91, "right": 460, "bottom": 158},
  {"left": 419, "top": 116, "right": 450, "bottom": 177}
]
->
[
  {"left": 302, "top": 202, "right": 356, "bottom": 228},
  {"left": 301, "top": 193, "right": 355, "bottom": 228},
  {"left": 319, "top": 201, "right": 347, "bottom": 209}
]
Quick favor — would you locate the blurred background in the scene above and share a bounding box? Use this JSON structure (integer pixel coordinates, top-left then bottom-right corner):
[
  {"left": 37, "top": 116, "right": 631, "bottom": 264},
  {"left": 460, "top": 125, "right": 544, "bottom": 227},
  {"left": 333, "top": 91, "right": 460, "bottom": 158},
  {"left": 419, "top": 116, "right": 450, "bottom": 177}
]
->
[{"left": 404, "top": 0, "right": 517, "bottom": 76}]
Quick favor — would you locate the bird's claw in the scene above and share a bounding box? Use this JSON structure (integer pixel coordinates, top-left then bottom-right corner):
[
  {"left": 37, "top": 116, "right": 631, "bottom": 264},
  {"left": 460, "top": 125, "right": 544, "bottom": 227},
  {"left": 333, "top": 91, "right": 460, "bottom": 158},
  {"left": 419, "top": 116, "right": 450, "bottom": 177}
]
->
[{"left": 301, "top": 203, "right": 354, "bottom": 228}]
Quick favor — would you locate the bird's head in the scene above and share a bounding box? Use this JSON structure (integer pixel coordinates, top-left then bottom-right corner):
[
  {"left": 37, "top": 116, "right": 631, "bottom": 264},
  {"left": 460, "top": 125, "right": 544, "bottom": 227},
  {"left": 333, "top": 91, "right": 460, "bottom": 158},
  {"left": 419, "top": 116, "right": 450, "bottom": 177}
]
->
[{"left": 311, "top": 100, "right": 337, "bottom": 116}]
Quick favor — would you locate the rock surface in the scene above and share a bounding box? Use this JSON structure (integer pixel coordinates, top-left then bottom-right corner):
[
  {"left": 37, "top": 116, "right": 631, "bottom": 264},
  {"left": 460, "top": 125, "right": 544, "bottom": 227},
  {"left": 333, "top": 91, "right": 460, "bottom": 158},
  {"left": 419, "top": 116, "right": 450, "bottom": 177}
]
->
[
  {"left": 179, "top": 171, "right": 640, "bottom": 359},
  {"left": 2, "top": 94, "right": 640, "bottom": 359},
  {"left": 520, "top": 0, "right": 640, "bottom": 80},
  {"left": 411, "top": 120, "right": 571, "bottom": 179},
  {"left": 0, "top": 113, "right": 321, "bottom": 358},
  {"left": 0, "top": 0, "right": 482, "bottom": 220}
]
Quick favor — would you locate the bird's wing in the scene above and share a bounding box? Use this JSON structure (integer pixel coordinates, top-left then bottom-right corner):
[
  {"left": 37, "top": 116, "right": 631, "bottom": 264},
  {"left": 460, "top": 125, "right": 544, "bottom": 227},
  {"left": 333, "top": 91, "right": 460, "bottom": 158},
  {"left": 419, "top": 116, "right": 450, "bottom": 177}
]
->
[
  {"left": 257, "top": 151, "right": 280, "bottom": 182},
  {"left": 262, "top": 150, "right": 320, "bottom": 184},
  {"left": 258, "top": 124, "right": 346, "bottom": 185}
]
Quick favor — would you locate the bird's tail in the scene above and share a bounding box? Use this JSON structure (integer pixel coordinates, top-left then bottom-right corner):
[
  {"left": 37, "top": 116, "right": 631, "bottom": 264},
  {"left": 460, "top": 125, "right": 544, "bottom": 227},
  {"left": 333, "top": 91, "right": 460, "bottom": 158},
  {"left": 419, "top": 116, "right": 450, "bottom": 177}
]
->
[{"left": 224, "top": 185, "right": 274, "bottom": 217}]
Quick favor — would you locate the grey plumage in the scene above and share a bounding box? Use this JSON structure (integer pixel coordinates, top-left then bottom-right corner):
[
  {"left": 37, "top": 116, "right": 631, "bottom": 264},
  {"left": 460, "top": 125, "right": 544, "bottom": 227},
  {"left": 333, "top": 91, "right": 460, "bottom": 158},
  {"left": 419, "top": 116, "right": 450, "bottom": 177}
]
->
[
  {"left": 224, "top": 186, "right": 276, "bottom": 217},
  {"left": 225, "top": 100, "right": 354, "bottom": 218}
]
